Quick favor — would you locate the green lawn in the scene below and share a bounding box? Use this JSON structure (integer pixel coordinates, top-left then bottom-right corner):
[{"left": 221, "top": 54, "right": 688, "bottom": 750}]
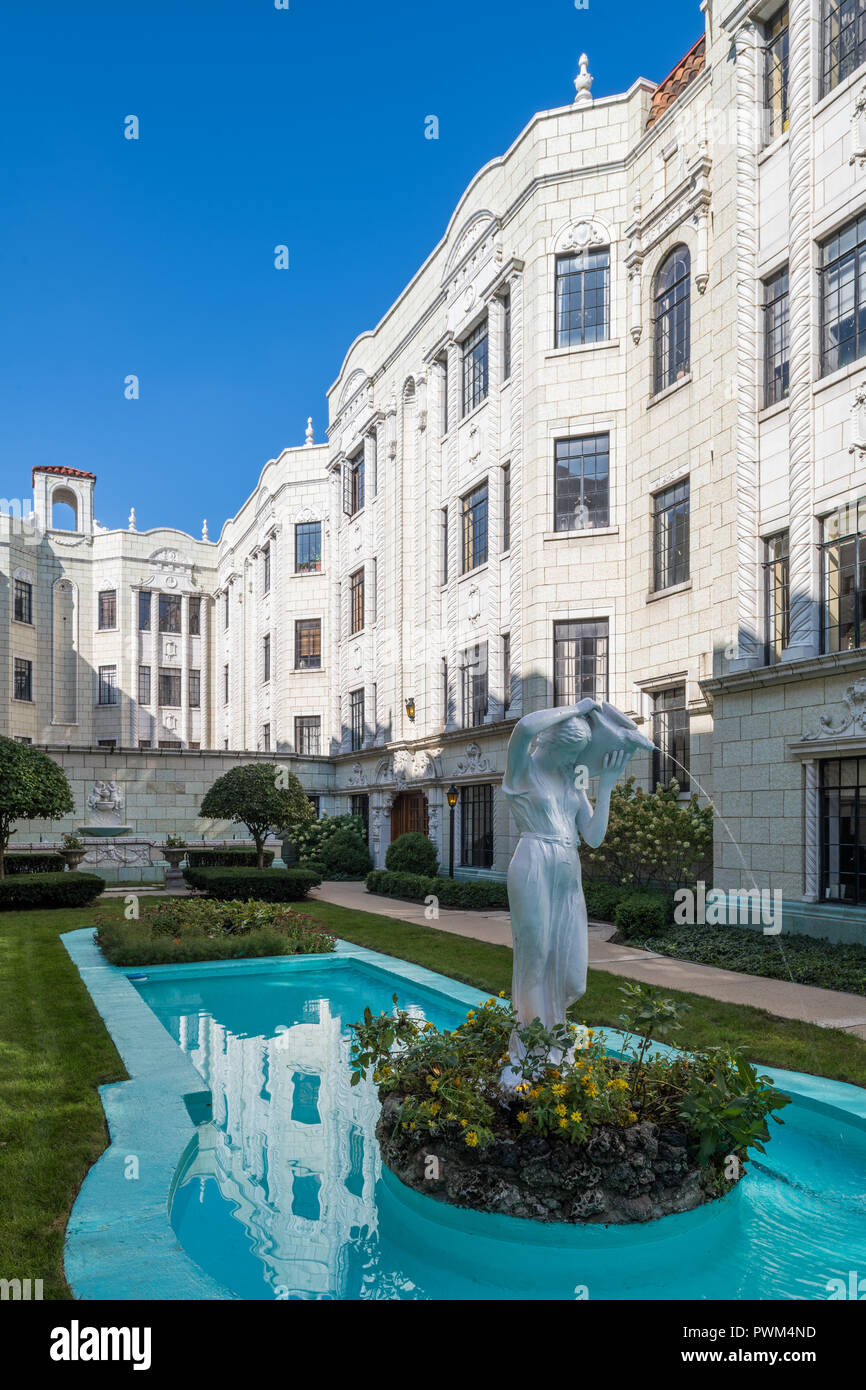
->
[{"left": 2, "top": 894, "right": 866, "bottom": 1300}]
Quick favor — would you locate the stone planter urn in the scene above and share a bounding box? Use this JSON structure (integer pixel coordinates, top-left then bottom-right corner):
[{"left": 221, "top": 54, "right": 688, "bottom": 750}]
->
[
  {"left": 162, "top": 848, "right": 187, "bottom": 869},
  {"left": 61, "top": 849, "right": 87, "bottom": 871}
]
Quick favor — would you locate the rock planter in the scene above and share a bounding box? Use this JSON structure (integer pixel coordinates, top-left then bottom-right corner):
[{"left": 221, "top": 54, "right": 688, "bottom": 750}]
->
[
  {"left": 60, "top": 850, "right": 87, "bottom": 872},
  {"left": 162, "top": 848, "right": 187, "bottom": 869},
  {"left": 377, "top": 1096, "right": 728, "bottom": 1226}
]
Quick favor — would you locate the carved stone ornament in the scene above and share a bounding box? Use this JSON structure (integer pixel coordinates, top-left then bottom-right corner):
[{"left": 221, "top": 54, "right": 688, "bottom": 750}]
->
[
  {"left": 455, "top": 742, "right": 492, "bottom": 775},
  {"left": 849, "top": 386, "right": 866, "bottom": 458},
  {"left": 805, "top": 679, "right": 866, "bottom": 740}
]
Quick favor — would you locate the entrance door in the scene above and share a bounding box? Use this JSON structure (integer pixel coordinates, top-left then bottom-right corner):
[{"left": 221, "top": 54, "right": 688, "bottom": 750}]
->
[{"left": 391, "top": 792, "right": 429, "bottom": 841}]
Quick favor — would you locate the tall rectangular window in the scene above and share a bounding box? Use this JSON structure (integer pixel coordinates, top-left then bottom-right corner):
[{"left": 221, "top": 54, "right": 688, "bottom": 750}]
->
[
  {"left": 263, "top": 633, "right": 271, "bottom": 683},
  {"left": 502, "top": 291, "right": 512, "bottom": 379},
  {"left": 13, "top": 579, "right": 32, "bottom": 625},
  {"left": 139, "top": 591, "right": 151, "bottom": 631},
  {"left": 821, "top": 213, "right": 866, "bottom": 376},
  {"left": 503, "top": 632, "right": 512, "bottom": 712},
  {"left": 460, "top": 783, "right": 494, "bottom": 869},
  {"left": 462, "top": 318, "right": 489, "bottom": 417},
  {"left": 555, "top": 248, "right": 611, "bottom": 346},
  {"left": 823, "top": 0, "right": 866, "bottom": 96},
  {"left": 763, "top": 532, "right": 791, "bottom": 664},
  {"left": 653, "top": 480, "right": 690, "bottom": 591},
  {"left": 351, "top": 793, "right": 370, "bottom": 845},
  {"left": 224, "top": 590, "right": 230, "bottom": 629},
  {"left": 295, "top": 716, "right": 321, "bottom": 755},
  {"left": 158, "top": 668, "right": 181, "bottom": 707},
  {"left": 822, "top": 498, "right": 866, "bottom": 652},
  {"left": 554, "top": 436, "right": 610, "bottom": 532},
  {"left": 188, "top": 597, "right": 201, "bottom": 635},
  {"left": 343, "top": 451, "right": 365, "bottom": 517},
  {"left": 821, "top": 757, "right": 866, "bottom": 903},
  {"left": 13, "top": 657, "right": 32, "bottom": 702},
  {"left": 189, "top": 670, "right": 201, "bottom": 708},
  {"left": 502, "top": 463, "right": 511, "bottom": 551},
  {"left": 763, "top": 267, "right": 790, "bottom": 406},
  {"left": 98, "top": 665, "right": 118, "bottom": 705},
  {"left": 461, "top": 643, "right": 489, "bottom": 728},
  {"left": 440, "top": 356, "right": 450, "bottom": 436},
  {"left": 651, "top": 687, "right": 690, "bottom": 791},
  {"left": 553, "top": 620, "right": 609, "bottom": 705},
  {"left": 223, "top": 664, "right": 230, "bottom": 704},
  {"left": 462, "top": 481, "right": 489, "bottom": 573},
  {"left": 296, "top": 619, "right": 322, "bottom": 669},
  {"left": 442, "top": 658, "right": 449, "bottom": 725},
  {"left": 138, "top": 665, "right": 151, "bottom": 706},
  {"left": 349, "top": 689, "right": 365, "bottom": 752},
  {"left": 764, "top": 5, "right": 789, "bottom": 143},
  {"left": 441, "top": 506, "right": 449, "bottom": 584},
  {"left": 159, "top": 593, "right": 181, "bottom": 634},
  {"left": 350, "top": 569, "right": 365, "bottom": 635},
  {"left": 295, "top": 521, "right": 322, "bottom": 573},
  {"left": 262, "top": 544, "right": 271, "bottom": 594},
  {"left": 98, "top": 590, "right": 116, "bottom": 630},
  {"left": 262, "top": 724, "right": 271, "bottom": 751}
]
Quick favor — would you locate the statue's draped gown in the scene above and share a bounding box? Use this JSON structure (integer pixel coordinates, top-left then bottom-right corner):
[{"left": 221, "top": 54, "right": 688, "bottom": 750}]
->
[{"left": 501, "top": 763, "right": 588, "bottom": 1034}]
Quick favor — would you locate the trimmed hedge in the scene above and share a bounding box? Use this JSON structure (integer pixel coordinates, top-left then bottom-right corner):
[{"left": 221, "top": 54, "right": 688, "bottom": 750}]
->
[
  {"left": 0, "top": 872, "right": 105, "bottom": 912},
  {"left": 366, "top": 869, "right": 509, "bottom": 911},
  {"left": 183, "top": 865, "right": 321, "bottom": 901},
  {"left": 185, "top": 848, "right": 276, "bottom": 868},
  {"left": 583, "top": 882, "right": 630, "bottom": 924},
  {"left": 385, "top": 833, "right": 439, "bottom": 877},
  {"left": 614, "top": 892, "right": 672, "bottom": 939},
  {"left": 4, "top": 853, "right": 65, "bottom": 876}
]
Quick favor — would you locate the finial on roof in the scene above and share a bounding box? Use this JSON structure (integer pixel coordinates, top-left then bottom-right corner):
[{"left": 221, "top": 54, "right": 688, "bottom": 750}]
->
[
  {"left": 202, "top": 519, "right": 209, "bottom": 541},
  {"left": 574, "top": 53, "right": 594, "bottom": 108},
  {"left": 128, "top": 507, "right": 137, "bottom": 532},
  {"left": 305, "top": 416, "right": 315, "bottom": 447}
]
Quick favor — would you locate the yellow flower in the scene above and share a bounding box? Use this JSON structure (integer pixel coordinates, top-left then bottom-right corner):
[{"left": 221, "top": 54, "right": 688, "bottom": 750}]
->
[
  {"left": 559, "top": 1117, "right": 568, "bottom": 1129},
  {"left": 627, "top": 1111, "right": 638, "bottom": 1124},
  {"left": 460, "top": 1119, "right": 467, "bottom": 1127},
  {"left": 429, "top": 1102, "right": 441, "bottom": 1116},
  {"left": 517, "top": 1111, "right": 529, "bottom": 1124},
  {"left": 529, "top": 1088, "right": 540, "bottom": 1100},
  {"left": 498, "top": 991, "right": 506, "bottom": 998},
  {"left": 428, "top": 1079, "right": 438, "bottom": 1091},
  {"left": 465, "top": 1130, "right": 479, "bottom": 1148},
  {"left": 552, "top": 1084, "right": 566, "bottom": 1097},
  {"left": 555, "top": 1103, "right": 567, "bottom": 1117},
  {"left": 570, "top": 1111, "right": 582, "bottom": 1123}
]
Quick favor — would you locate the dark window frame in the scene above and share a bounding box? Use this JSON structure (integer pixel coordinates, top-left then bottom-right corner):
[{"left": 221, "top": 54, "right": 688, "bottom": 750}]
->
[
  {"left": 98, "top": 664, "right": 118, "bottom": 706},
  {"left": 138, "top": 665, "right": 151, "bottom": 706},
  {"left": 764, "top": 4, "right": 790, "bottom": 144},
  {"left": 295, "top": 521, "right": 322, "bottom": 573},
  {"left": 263, "top": 633, "right": 271, "bottom": 684},
  {"left": 763, "top": 531, "right": 791, "bottom": 665},
  {"left": 350, "top": 568, "right": 365, "bottom": 635},
  {"left": 554, "top": 435, "right": 610, "bottom": 533},
  {"left": 295, "top": 619, "right": 322, "bottom": 670},
  {"left": 653, "top": 245, "right": 691, "bottom": 395},
  {"left": 189, "top": 669, "right": 201, "bottom": 708},
  {"left": 295, "top": 715, "right": 321, "bottom": 756},
  {"left": 822, "top": 0, "right": 866, "bottom": 97},
  {"left": 461, "top": 643, "right": 489, "bottom": 728},
  {"left": 502, "top": 463, "right": 512, "bottom": 551},
  {"left": 98, "top": 590, "right": 117, "bottom": 631},
  {"left": 13, "top": 657, "right": 33, "bottom": 702},
  {"left": 821, "top": 499, "right": 866, "bottom": 653},
  {"left": 651, "top": 686, "right": 690, "bottom": 792},
  {"left": 820, "top": 212, "right": 866, "bottom": 377},
  {"left": 461, "top": 481, "right": 489, "bottom": 573},
  {"left": 158, "top": 593, "right": 182, "bottom": 635},
  {"left": 461, "top": 318, "right": 489, "bottom": 418},
  {"left": 188, "top": 597, "right": 201, "bottom": 636},
  {"left": 349, "top": 688, "right": 365, "bottom": 752},
  {"left": 820, "top": 755, "right": 866, "bottom": 904},
  {"left": 653, "top": 480, "right": 691, "bottom": 592},
  {"left": 460, "top": 783, "right": 494, "bottom": 869},
  {"left": 158, "top": 667, "right": 181, "bottom": 709},
  {"left": 763, "top": 265, "right": 790, "bottom": 406},
  {"left": 13, "top": 578, "right": 33, "bottom": 625},
  {"left": 555, "top": 247, "right": 611, "bottom": 347},
  {"left": 553, "top": 620, "right": 610, "bottom": 706}
]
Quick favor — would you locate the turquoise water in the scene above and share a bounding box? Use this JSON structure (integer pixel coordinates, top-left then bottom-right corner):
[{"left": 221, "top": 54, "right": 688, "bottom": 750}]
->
[{"left": 136, "top": 960, "right": 866, "bottom": 1301}]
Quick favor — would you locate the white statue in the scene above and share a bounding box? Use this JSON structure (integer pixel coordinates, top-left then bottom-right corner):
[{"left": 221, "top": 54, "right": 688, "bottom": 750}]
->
[
  {"left": 501, "top": 700, "right": 654, "bottom": 1083},
  {"left": 86, "top": 780, "right": 124, "bottom": 823}
]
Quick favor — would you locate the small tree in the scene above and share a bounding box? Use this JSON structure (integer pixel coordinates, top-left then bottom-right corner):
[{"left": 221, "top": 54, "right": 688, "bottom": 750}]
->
[
  {"left": 200, "top": 764, "right": 314, "bottom": 870},
  {"left": 0, "top": 738, "right": 75, "bottom": 880}
]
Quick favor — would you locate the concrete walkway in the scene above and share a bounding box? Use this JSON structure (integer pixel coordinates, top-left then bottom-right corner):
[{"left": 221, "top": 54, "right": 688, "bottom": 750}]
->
[{"left": 313, "top": 881, "right": 866, "bottom": 1041}]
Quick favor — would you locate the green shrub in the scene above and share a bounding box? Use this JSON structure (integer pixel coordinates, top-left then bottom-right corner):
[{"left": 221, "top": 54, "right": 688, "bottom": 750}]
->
[
  {"left": 0, "top": 872, "right": 105, "bottom": 912},
  {"left": 385, "top": 833, "right": 439, "bottom": 877},
  {"left": 183, "top": 865, "right": 321, "bottom": 901},
  {"left": 318, "top": 828, "right": 372, "bottom": 881},
  {"left": 185, "top": 847, "right": 276, "bottom": 868},
  {"left": 95, "top": 899, "right": 336, "bottom": 965},
  {"left": 294, "top": 814, "right": 366, "bottom": 864},
  {"left": 299, "top": 859, "right": 327, "bottom": 879},
  {"left": 584, "top": 882, "right": 629, "bottom": 923},
  {"left": 365, "top": 869, "right": 508, "bottom": 911},
  {"left": 639, "top": 921, "right": 866, "bottom": 997},
  {"left": 4, "top": 853, "right": 65, "bottom": 876},
  {"left": 584, "top": 777, "right": 713, "bottom": 891},
  {"left": 615, "top": 892, "right": 671, "bottom": 939}
]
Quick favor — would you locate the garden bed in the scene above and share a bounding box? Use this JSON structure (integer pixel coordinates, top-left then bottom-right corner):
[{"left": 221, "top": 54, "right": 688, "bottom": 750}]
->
[{"left": 94, "top": 898, "right": 336, "bottom": 965}]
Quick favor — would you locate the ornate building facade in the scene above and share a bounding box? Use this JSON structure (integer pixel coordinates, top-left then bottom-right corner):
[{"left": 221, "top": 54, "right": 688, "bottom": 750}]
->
[{"left": 3, "top": 0, "right": 866, "bottom": 938}]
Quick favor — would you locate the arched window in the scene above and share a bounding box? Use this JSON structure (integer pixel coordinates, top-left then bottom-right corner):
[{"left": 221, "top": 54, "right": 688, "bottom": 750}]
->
[
  {"left": 653, "top": 246, "right": 691, "bottom": 395},
  {"left": 50, "top": 486, "right": 79, "bottom": 531}
]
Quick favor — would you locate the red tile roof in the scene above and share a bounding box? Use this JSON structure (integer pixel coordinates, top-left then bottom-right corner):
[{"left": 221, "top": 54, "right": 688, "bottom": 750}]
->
[
  {"left": 32, "top": 465, "right": 97, "bottom": 483},
  {"left": 646, "top": 35, "right": 706, "bottom": 129}
]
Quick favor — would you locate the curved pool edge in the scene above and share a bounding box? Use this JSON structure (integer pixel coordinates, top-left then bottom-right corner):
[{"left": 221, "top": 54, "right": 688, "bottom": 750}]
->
[{"left": 61, "top": 926, "right": 866, "bottom": 1301}]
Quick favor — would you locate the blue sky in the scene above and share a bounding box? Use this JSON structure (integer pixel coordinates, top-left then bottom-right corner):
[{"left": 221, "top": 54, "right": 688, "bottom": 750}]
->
[{"left": 1, "top": 0, "right": 704, "bottom": 537}]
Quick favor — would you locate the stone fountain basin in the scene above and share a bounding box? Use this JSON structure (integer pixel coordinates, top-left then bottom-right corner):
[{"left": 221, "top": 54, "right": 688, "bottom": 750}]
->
[{"left": 77, "top": 827, "right": 133, "bottom": 839}]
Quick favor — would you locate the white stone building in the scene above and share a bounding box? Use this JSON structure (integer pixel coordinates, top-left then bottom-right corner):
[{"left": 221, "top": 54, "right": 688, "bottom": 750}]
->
[{"left": 3, "top": 0, "right": 866, "bottom": 940}]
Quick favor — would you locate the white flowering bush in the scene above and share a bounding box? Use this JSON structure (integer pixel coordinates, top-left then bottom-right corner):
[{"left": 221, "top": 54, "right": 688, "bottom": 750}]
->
[{"left": 585, "top": 777, "right": 713, "bottom": 890}]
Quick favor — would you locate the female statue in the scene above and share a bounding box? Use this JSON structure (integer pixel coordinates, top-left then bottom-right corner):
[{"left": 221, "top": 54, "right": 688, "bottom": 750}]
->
[{"left": 501, "top": 699, "right": 654, "bottom": 1081}]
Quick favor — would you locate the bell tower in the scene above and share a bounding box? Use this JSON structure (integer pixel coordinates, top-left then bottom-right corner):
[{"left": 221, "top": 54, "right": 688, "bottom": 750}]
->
[{"left": 32, "top": 466, "right": 97, "bottom": 537}]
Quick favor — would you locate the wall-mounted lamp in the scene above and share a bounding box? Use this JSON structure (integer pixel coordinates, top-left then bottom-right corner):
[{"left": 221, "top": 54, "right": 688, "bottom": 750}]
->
[{"left": 405, "top": 697, "right": 416, "bottom": 722}]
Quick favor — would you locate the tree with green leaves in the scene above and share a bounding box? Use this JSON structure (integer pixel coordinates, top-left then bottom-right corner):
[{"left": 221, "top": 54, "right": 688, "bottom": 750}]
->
[
  {"left": 200, "top": 763, "right": 314, "bottom": 870},
  {"left": 0, "top": 738, "right": 75, "bottom": 880}
]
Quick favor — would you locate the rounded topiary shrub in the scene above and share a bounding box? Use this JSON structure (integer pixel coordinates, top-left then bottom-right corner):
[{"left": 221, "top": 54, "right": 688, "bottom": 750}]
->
[
  {"left": 385, "top": 832, "right": 439, "bottom": 877},
  {"left": 0, "top": 872, "right": 105, "bottom": 911},
  {"left": 318, "top": 829, "right": 372, "bottom": 881},
  {"left": 615, "top": 892, "right": 670, "bottom": 939}
]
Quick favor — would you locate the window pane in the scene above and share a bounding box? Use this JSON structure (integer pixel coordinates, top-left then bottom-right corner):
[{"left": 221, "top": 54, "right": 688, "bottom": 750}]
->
[
  {"left": 296, "top": 620, "right": 322, "bottom": 669},
  {"left": 553, "top": 620, "right": 609, "bottom": 705},
  {"left": 821, "top": 757, "right": 866, "bottom": 904},
  {"left": 158, "top": 594, "right": 181, "bottom": 633},
  {"left": 555, "top": 249, "right": 610, "bottom": 347},
  {"left": 296, "top": 522, "right": 322, "bottom": 572},
  {"left": 651, "top": 686, "right": 690, "bottom": 791},
  {"left": 98, "top": 591, "right": 116, "bottom": 629},
  {"left": 653, "top": 247, "right": 691, "bottom": 393},
  {"left": 462, "top": 483, "right": 488, "bottom": 572},
  {"left": 554, "top": 436, "right": 610, "bottom": 532},
  {"left": 462, "top": 319, "right": 489, "bottom": 416},
  {"left": 653, "top": 481, "right": 690, "bottom": 591},
  {"left": 764, "top": 267, "right": 790, "bottom": 406},
  {"left": 460, "top": 783, "right": 494, "bottom": 869}
]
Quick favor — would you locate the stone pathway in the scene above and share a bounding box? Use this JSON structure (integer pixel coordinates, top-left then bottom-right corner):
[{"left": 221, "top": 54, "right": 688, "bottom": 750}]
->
[{"left": 313, "top": 881, "right": 866, "bottom": 1041}]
